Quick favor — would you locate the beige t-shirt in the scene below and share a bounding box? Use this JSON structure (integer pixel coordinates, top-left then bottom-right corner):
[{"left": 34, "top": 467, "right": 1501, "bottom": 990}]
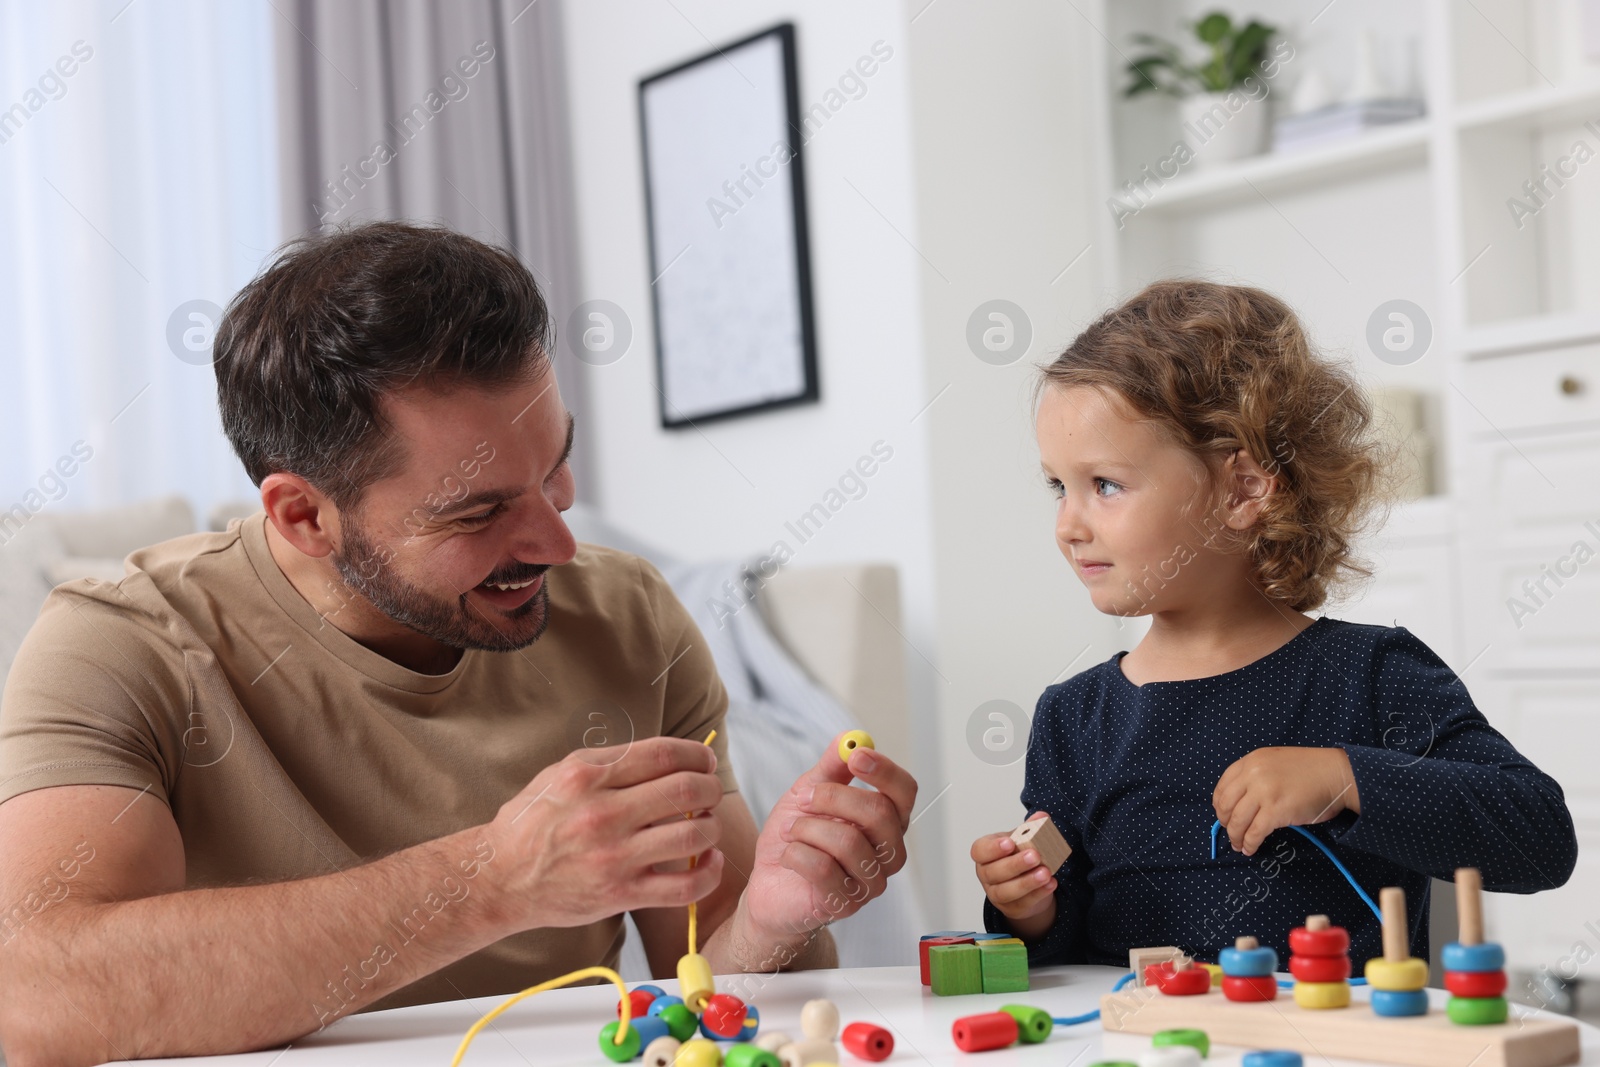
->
[{"left": 0, "top": 513, "right": 736, "bottom": 1012}]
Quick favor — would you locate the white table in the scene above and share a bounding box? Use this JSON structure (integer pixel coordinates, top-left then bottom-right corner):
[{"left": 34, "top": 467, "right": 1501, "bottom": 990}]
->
[{"left": 114, "top": 965, "right": 1600, "bottom": 1066}]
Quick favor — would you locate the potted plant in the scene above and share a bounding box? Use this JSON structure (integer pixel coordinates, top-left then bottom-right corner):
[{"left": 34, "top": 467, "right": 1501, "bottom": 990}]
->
[{"left": 1124, "top": 11, "right": 1278, "bottom": 167}]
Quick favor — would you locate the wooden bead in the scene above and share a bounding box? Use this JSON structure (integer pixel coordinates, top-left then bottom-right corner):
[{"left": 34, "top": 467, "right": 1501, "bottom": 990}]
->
[
  {"left": 676, "top": 1038, "right": 724, "bottom": 1067},
  {"left": 777, "top": 1038, "right": 836, "bottom": 1066},
  {"left": 1140, "top": 1047, "right": 1202, "bottom": 1067},
  {"left": 597, "top": 1021, "right": 642, "bottom": 1062},
  {"left": 1371, "top": 989, "right": 1430, "bottom": 1017},
  {"left": 838, "top": 729, "right": 875, "bottom": 762},
  {"left": 1364, "top": 957, "right": 1428, "bottom": 992},
  {"left": 1288, "top": 954, "right": 1350, "bottom": 983},
  {"left": 677, "top": 952, "right": 715, "bottom": 1013},
  {"left": 1292, "top": 980, "right": 1351, "bottom": 1010},
  {"left": 1009, "top": 813, "right": 1072, "bottom": 874},
  {"left": 1289, "top": 920, "right": 1349, "bottom": 958},
  {"left": 999, "top": 1004, "right": 1053, "bottom": 1043},
  {"left": 1447, "top": 996, "right": 1508, "bottom": 1026},
  {"left": 734, "top": 1005, "right": 761, "bottom": 1042},
  {"left": 619, "top": 988, "right": 657, "bottom": 1018},
  {"left": 642, "top": 1035, "right": 681, "bottom": 1067},
  {"left": 702, "top": 993, "right": 748, "bottom": 1038},
  {"left": 657, "top": 1003, "right": 700, "bottom": 1042},
  {"left": 724, "top": 1046, "right": 783, "bottom": 1067},
  {"left": 753, "top": 1031, "right": 792, "bottom": 1053},
  {"left": 627, "top": 1017, "right": 670, "bottom": 1049},
  {"left": 1222, "top": 975, "right": 1278, "bottom": 1002},
  {"left": 1445, "top": 969, "right": 1508, "bottom": 998},
  {"left": 648, "top": 994, "right": 685, "bottom": 1016},
  {"left": 841, "top": 1021, "right": 894, "bottom": 1060},
  {"left": 1153, "top": 1027, "right": 1211, "bottom": 1057},
  {"left": 800, "top": 999, "right": 839, "bottom": 1041},
  {"left": 951, "top": 1011, "right": 1019, "bottom": 1052}
]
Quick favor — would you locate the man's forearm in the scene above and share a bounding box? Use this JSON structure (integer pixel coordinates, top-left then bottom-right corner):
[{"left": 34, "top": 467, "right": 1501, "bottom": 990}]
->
[
  {"left": 2, "top": 828, "right": 509, "bottom": 1066},
  {"left": 702, "top": 899, "right": 838, "bottom": 976}
]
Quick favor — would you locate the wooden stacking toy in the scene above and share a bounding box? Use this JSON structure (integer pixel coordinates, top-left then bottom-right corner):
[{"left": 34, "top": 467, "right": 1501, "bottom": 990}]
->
[
  {"left": 1444, "top": 867, "right": 1510, "bottom": 1025},
  {"left": 1146, "top": 953, "right": 1211, "bottom": 996},
  {"left": 1364, "top": 887, "right": 1429, "bottom": 1017},
  {"left": 1288, "top": 914, "right": 1351, "bottom": 1009},
  {"left": 1220, "top": 936, "right": 1279, "bottom": 1002}
]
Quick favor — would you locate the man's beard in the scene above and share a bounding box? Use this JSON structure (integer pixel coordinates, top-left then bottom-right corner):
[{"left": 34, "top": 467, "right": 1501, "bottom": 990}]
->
[{"left": 332, "top": 517, "right": 552, "bottom": 653}]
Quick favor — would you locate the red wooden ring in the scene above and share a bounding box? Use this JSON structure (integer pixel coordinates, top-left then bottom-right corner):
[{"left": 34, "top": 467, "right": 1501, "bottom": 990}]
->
[
  {"left": 1445, "top": 969, "right": 1507, "bottom": 998},
  {"left": 1148, "top": 962, "right": 1212, "bottom": 996},
  {"left": 1289, "top": 953, "right": 1351, "bottom": 983},
  {"left": 1223, "top": 975, "right": 1279, "bottom": 1002},
  {"left": 1289, "top": 925, "right": 1349, "bottom": 957},
  {"left": 842, "top": 1022, "right": 894, "bottom": 1061}
]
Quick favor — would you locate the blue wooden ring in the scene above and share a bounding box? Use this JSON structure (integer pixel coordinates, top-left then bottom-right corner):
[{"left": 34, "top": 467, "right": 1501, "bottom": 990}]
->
[
  {"left": 1370, "top": 988, "right": 1430, "bottom": 1017},
  {"left": 1242, "top": 1051, "right": 1303, "bottom": 1067},
  {"left": 1219, "top": 946, "right": 1278, "bottom": 977},
  {"left": 1442, "top": 942, "right": 1505, "bottom": 973}
]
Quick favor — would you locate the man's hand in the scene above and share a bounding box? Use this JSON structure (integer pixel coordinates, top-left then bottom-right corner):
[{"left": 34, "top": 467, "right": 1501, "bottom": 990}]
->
[
  {"left": 1213, "top": 746, "right": 1360, "bottom": 856},
  {"left": 739, "top": 734, "right": 916, "bottom": 946},
  {"left": 487, "top": 736, "right": 727, "bottom": 929},
  {"left": 972, "top": 814, "right": 1058, "bottom": 941}
]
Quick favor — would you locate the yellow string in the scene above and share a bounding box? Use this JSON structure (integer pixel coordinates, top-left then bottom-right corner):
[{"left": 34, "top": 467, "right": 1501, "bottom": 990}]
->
[
  {"left": 448, "top": 966, "right": 628, "bottom": 1066},
  {"left": 449, "top": 729, "right": 720, "bottom": 1065}
]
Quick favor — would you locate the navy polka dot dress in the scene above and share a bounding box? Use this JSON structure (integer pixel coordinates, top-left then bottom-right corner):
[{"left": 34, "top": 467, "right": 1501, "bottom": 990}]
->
[{"left": 983, "top": 617, "right": 1578, "bottom": 969}]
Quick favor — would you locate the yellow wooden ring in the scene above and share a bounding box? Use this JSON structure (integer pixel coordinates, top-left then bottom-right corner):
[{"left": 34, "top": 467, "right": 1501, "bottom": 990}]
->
[
  {"left": 1201, "top": 962, "right": 1224, "bottom": 988},
  {"left": 1293, "top": 980, "right": 1351, "bottom": 1010},
  {"left": 676, "top": 953, "right": 715, "bottom": 1013},
  {"left": 838, "top": 730, "right": 875, "bottom": 762},
  {"left": 1364, "top": 957, "right": 1428, "bottom": 992}
]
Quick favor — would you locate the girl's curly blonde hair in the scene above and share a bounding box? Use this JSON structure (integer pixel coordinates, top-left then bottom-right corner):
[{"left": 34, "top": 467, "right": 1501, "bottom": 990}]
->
[{"left": 1039, "top": 279, "right": 1396, "bottom": 612}]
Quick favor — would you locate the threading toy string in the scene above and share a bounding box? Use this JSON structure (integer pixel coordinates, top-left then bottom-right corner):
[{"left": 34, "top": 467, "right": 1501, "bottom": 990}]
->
[{"left": 1209, "top": 820, "right": 1383, "bottom": 922}]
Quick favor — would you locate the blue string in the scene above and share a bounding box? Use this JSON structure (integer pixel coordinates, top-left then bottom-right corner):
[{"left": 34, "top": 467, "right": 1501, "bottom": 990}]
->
[
  {"left": 1210, "top": 820, "right": 1383, "bottom": 923},
  {"left": 1052, "top": 970, "right": 1136, "bottom": 1026}
]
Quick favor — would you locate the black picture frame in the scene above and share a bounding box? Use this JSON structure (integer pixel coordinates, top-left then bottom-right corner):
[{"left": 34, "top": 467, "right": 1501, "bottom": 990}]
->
[{"left": 638, "top": 22, "right": 820, "bottom": 429}]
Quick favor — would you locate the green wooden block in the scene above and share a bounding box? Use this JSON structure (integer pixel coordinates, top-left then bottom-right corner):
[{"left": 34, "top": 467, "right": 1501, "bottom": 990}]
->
[
  {"left": 929, "top": 943, "right": 984, "bottom": 996},
  {"left": 980, "top": 941, "right": 1030, "bottom": 994}
]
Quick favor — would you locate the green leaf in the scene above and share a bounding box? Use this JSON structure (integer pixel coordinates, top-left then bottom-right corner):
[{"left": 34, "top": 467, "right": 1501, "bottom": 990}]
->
[{"left": 1195, "top": 12, "right": 1232, "bottom": 44}]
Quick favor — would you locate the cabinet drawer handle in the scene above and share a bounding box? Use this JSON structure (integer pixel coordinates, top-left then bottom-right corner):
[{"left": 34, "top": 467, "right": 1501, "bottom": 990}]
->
[{"left": 1559, "top": 375, "right": 1584, "bottom": 396}]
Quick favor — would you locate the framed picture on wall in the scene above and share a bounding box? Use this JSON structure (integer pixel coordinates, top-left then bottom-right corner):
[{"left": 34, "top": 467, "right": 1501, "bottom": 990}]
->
[{"left": 638, "top": 22, "right": 820, "bottom": 428}]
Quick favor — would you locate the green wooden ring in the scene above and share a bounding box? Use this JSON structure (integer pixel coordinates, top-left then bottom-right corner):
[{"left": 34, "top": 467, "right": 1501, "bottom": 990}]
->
[
  {"left": 1000, "top": 1004, "right": 1054, "bottom": 1043},
  {"left": 1447, "top": 996, "right": 1508, "bottom": 1026},
  {"left": 1154, "top": 1028, "right": 1211, "bottom": 1057}
]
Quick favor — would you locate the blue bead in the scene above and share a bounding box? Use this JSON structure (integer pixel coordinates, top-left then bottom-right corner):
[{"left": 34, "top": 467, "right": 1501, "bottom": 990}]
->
[
  {"left": 1370, "top": 988, "right": 1430, "bottom": 1017},
  {"left": 1243, "top": 1052, "right": 1303, "bottom": 1067},
  {"left": 648, "top": 995, "right": 684, "bottom": 1017},
  {"left": 1442, "top": 942, "right": 1505, "bottom": 973},
  {"left": 628, "top": 1016, "right": 670, "bottom": 1048},
  {"left": 731, "top": 1004, "right": 760, "bottom": 1042},
  {"left": 634, "top": 984, "right": 666, "bottom": 1000},
  {"left": 1219, "top": 946, "right": 1278, "bottom": 977}
]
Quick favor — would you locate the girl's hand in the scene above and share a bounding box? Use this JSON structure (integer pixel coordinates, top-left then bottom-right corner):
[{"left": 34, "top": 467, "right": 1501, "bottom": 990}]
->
[
  {"left": 1213, "top": 746, "right": 1361, "bottom": 856},
  {"left": 971, "top": 817, "right": 1059, "bottom": 937}
]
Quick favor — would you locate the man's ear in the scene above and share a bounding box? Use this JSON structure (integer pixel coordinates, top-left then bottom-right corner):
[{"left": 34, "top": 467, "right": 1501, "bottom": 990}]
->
[
  {"left": 261, "top": 472, "right": 340, "bottom": 559},
  {"left": 1221, "top": 448, "right": 1277, "bottom": 531}
]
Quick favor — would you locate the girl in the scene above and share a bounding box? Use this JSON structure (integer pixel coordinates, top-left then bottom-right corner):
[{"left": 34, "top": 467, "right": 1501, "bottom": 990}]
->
[{"left": 973, "top": 280, "right": 1576, "bottom": 969}]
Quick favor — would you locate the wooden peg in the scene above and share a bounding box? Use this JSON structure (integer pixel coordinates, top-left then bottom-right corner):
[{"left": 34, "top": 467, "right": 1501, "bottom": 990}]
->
[
  {"left": 1381, "top": 887, "right": 1409, "bottom": 962},
  {"left": 1009, "top": 814, "right": 1072, "bottom": 874},
  {"left": 1306, "top": 914, "right": 1330, "bottom": 931},
  {"left": 1456, "top": 867, "right": 1484, "bottom": 946},
  {"left": 1236, "top": 936, "right": 1259, "bottom": 951}
]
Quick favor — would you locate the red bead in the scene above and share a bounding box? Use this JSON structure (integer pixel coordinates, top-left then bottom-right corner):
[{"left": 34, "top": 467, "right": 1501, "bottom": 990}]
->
[
  {"left": 952, "top": 1012, "right": 1019, "bottom": 1053},
  {"left": 842, "top": 1022, "right": 894, "bottom": 1061},
  {"left": 1289, "top": 925, "right": 1349, "bottom": 957},
  {"left": 919, "top": 936, "right": 974, "bottom": 985},
  {"left": 1147, "top": 962, "right": 1212, "bottom": 996},
  {"left": 701, "top": 994, "right": 747, "bottom": 1038},
  {"left": 1288, "top": 954, "right": 1351, "bottom": 983},
  {"left": 1223, "top": 975, "right": 1279, "bottom": 1002},
  {"left": 1445, "top": 969, "right": 1508, "bottom": 998},
  {"left": 618, "top": 989, "right": 656, "bottom": 1018}
]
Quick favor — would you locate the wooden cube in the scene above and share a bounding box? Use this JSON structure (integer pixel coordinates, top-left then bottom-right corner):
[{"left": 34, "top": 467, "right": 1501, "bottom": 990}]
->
[
  {"left": 929, "top": 943, "right": 984, "bottom": 996},
  {"left": 1009, "top": 814, "right": 1072, "bottom": 874},
  {"left": 1129, "top": 946, "right": 1184, "bottom": 988},
  {"left": 979, "top": 941, "right": 1029, "bottom": 994}
]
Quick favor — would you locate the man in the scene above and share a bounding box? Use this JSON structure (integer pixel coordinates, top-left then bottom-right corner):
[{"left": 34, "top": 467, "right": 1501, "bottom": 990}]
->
[{"left": 0, "top": 222, "right": 917, "bottom": 1065}]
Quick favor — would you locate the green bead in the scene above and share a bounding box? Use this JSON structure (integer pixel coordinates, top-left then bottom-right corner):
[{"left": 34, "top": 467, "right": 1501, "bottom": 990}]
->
[
  {"left": 658, "top": 1003, "right": 700, "bottom": 1041},
  {"left": 598, "top": 1021, "right": 642, "bottom": 1062},
  {"left": 1448, "top": 996, "right": 1509, "bottom": 1026},
  {"left": 724, "top": 1046, "right": 783, "bottom": 1067},
  {"left": 1089, "top": 1062, "right": 1141, "bottom": 1067},
  {"left": 1153, "top": 1028, "right": 1211, "bottom": 1057},
  {"left": 1000, "top": 1004, "right": 1054, "bottom": 1043}
]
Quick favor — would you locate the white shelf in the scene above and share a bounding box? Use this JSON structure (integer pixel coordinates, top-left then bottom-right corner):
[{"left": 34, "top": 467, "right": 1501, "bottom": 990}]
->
[
  {"left": 1461, "top": 310, "right": 1600, "bottom": 358},
  {"left": 1127, "top": 120, "right": 1432, "bottom": 216},
  {"left": 1454, "top": 81, "right": 1600, "bottom": 133}
]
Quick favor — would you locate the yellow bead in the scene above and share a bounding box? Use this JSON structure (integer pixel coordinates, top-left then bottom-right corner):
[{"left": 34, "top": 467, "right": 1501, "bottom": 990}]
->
[
  {"left": 677, "top": 952, "right": 715, "bottom": 1013},
  {"left": 1293, "top": 980, "right": 1351, "bottom": 1010},
  {"left": 1201, "top": 962, "right": 1224, "bottom": 988},
  {"left": 838, "top": 730, "right": 875, "bottom": 762},
  {"left": 676, "top": 1037, "right": 722, "bottom": 1067},
  {"left": 1364, "top": 956, "right": 1428, "bottom": 992}
]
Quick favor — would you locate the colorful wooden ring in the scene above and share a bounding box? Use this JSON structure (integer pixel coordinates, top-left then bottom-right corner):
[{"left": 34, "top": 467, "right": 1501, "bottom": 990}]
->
[
  {"left": 1000, "top": 1005, "right": 1054, "bottom": 1043},
  {"left": 1364, "top": 957, "right": 1429, "bottom": 992},
  {"left": 951, "top": 1011, "right": 1019, "bottom": 1052},
  {"left": 1445, "top": 969, "right": 1508, "bottom": 998},
  {"left": 1153, "top": 1028, "right": 1211, "bottom": 1057},
  {"left": 838, "top": 729, "right": 875, "bottom": 762},
  {"left": 1222, "top": 975, "right": 1279, "bottom": 1002},
  {"left": 597, "top": 1020, "right": 643, "bottom": 1062},
  {"left": 1371, "top": 989, "right": 1430, "bottom": 1017},
  {"left": 1288, "top": 953, "right": 1351, "bottom": 983},
  {"left": 1220, "top": 945, "right": 1278, "bottom": 977},
  {"left": 841, "top": 1021, "right": 894, "bottom": 1060},
  {"left": 1289, "top": 924, "right": 1349, "bottom": 957},
  {"left": 1140, "top": 1047, "right": 1202, "bottom": 1067},
  {"left": 1293, "top": 980, "right": 1351, "bottom": 1010},
  {"left": 1242, "top": 1052, "right": 1304, "bottom": 1067},
  {"left": 1442, "top": 942, "right": 1505, "bottom": 973},
  {"left": 724, "top": 1046, "right": 783, "bottom": 1067},
  {"left": 1447, "top": 996, "right": 1509, "bottom": 1026},
  {"left": 1147, "top": 962, "right": 1211, "bottom": 995}
]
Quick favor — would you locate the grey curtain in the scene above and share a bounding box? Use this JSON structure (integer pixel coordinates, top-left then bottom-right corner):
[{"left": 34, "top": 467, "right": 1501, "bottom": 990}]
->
[{"left": 271, "top": 0, "right": 592, "bottom": 495}]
